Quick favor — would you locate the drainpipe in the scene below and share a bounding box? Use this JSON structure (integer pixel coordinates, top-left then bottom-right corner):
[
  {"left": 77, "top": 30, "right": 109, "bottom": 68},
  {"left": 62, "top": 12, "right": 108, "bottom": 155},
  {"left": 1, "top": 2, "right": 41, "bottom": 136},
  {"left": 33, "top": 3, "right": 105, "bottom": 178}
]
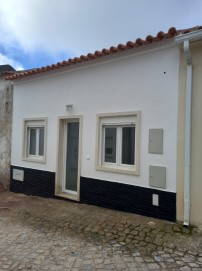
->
[
  {"left": 183, "top": 40, "right": 192, "bottom": 227},
  {"left": 176, "top": 29, "right": 202, "bottom": 227}
]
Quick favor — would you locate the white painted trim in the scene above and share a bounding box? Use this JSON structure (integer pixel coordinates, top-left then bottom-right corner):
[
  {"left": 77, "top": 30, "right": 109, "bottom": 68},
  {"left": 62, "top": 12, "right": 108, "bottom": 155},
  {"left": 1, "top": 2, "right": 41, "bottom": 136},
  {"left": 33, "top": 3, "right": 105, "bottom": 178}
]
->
[
  {"left": 95, "top": 111, "right": 141, "bottom": 176},
  {"left": 62, "top": 121, "right": 68, "bottom": 193},
  {"left": 55, "top": 115, "right": 83, "bottom": 201},
  {"left": 22, "top": 117, "right": 47, "bottom": 163}
]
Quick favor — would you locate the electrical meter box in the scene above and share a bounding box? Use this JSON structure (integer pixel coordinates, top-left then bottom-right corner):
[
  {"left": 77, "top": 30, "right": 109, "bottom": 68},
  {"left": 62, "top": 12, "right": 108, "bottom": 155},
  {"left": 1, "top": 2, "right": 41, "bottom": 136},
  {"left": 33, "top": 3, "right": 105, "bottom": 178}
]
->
[
  {"left": 148, "top": 129, "right": 163, "bottom": 154},
  {"left": 149, "top": 165, "right": 166, "bottom": 189}
]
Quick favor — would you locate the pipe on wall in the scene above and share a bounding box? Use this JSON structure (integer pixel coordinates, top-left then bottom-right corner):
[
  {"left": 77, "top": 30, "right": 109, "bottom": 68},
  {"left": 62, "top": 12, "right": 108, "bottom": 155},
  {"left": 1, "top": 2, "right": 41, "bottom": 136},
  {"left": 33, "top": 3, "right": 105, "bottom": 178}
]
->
[{"left": 175, "top": 30, "right": 202, "bottom": 227}]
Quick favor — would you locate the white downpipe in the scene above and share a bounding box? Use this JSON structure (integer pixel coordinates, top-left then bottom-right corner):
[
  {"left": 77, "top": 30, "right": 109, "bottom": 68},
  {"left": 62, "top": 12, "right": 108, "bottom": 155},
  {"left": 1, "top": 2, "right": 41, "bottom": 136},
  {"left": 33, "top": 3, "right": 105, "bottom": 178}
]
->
[{"left": 183, "top": 40, "right": 192, "bottom": 227}]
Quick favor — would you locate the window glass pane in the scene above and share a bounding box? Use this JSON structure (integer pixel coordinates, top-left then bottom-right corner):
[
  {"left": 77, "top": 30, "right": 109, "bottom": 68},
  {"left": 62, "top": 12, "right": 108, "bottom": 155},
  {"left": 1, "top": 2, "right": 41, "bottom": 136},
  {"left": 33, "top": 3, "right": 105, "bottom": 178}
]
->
[
  {"left": 104, "top": 127, "right": 116, "bottom": 163},
  {"left": 39, "top": 127, "right": 44, "bottom": 156},
  {"left": 122, "top": 127, "right": 135, "bottom": 165},
  {"left": 65, "top": 122, "right": 79, "bottom": 192},
  {"left": 29, "top": 128, "right": 36, "bottom": 155}
]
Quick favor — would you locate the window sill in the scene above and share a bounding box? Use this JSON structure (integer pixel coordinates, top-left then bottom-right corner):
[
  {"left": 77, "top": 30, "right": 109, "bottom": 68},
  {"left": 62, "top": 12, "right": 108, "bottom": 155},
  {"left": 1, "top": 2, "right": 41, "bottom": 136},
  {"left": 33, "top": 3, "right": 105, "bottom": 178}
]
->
[
  {"left": 22, "top": 157, "right": 46, "bottom": 164},
  {"left": 96, "top": 165, "right": 140, "bottom": 176}
]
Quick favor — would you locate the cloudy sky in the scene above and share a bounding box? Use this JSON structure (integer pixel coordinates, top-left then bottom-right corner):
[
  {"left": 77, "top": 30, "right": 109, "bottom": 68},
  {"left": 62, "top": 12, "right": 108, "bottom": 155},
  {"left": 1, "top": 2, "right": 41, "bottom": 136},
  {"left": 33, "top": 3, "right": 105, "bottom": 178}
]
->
[{"left": 0, "top": 0, "right": 202, "bottom": 70}]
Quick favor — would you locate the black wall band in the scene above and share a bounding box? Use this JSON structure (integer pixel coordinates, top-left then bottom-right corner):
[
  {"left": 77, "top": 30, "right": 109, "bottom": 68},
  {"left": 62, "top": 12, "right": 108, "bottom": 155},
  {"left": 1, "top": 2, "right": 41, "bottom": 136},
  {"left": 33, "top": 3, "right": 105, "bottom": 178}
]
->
[
  {"left": 10, "top": 166, "right": 55, "bottom": 198},
  {"left": 80, "top": 177, "right": 176, "bottom": 221},
  {"left": 10, "top": 166, "right": 176, "bottom": 221}
]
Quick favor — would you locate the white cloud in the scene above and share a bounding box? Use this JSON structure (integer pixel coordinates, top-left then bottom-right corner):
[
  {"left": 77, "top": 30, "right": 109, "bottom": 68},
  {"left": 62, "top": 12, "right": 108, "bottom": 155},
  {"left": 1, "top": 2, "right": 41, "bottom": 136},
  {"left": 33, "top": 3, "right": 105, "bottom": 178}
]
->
[
  {"left": 0, "top": 0, "right": 202, "bottom": 58},
  {"left": 0, "top": 53, "right": 24, "bottom": 71}
]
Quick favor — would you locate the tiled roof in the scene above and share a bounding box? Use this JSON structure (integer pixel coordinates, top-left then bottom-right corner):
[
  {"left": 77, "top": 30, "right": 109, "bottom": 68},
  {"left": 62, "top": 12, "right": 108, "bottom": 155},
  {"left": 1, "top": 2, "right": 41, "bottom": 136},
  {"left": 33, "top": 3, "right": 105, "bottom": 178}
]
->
[
  {"left": 0, "top": 71, "right": 15, "bottom": 76},
  {"left": 6, "top": 26, "right": 202, "bottom": 81}
]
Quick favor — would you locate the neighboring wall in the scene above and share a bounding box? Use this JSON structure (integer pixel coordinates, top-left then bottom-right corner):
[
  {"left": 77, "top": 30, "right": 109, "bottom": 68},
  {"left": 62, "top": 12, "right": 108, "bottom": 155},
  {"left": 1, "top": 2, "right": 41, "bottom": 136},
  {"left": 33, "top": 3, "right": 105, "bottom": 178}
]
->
[
  {"left": 0, "top": 78, "right": 13, "bottom": 188},
  {"left": 11, "top": 44, "right": 179, "bottom": 193},
  {"left": 177, "top": 41, "right": 202, "bottom": 227}
]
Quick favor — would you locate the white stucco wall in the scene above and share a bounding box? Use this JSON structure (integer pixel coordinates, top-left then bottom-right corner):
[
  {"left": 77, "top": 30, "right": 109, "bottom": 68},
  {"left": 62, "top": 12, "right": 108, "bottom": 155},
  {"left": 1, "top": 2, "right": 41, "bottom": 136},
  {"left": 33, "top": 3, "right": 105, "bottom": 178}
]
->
[{"left": 11, "top": 45, "right": 179, "bottom": 192}]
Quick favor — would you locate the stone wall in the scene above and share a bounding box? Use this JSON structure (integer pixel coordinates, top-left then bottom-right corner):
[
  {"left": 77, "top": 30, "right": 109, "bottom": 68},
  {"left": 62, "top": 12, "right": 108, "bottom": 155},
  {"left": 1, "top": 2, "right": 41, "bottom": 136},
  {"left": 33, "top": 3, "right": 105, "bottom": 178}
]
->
[{"left": 0, "top": 78, "right": 13, "bottom": 188}]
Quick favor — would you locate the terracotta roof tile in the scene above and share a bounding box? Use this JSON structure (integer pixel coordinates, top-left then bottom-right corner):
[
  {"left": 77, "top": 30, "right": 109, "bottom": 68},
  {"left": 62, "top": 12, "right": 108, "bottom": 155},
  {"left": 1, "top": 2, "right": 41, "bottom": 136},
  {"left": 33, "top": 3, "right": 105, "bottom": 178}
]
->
[
  {"left": 0, "top": 71, "right": 15, "bottom": 76},
  {"left": 6, "top": 26, "right": 202, "bottom": 81}
]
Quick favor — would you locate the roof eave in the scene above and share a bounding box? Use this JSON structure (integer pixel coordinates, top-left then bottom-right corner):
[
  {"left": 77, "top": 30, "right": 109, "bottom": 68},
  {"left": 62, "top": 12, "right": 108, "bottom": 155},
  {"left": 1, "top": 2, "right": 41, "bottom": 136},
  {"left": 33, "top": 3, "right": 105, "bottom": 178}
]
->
[
  {"left": 7, "top": 26, "right": 202, "bottom": 81},
  {"left": 7, "top": 39, "right": 176, "bottom": 83},
  {"left": 175, "top": 29, "right": 202, "bottom": 44}
]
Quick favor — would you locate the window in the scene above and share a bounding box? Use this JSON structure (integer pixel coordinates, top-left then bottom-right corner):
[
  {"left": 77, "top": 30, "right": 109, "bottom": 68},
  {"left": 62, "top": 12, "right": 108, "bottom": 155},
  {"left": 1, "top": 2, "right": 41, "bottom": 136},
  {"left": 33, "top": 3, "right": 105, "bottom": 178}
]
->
[
  {"left": 103, "top": 126, "right": 135, "bottom": 165},
  {"left": 23, "top": 118, "right": 47, "bottom": 162},
  {"left": 96, "top": 112, "right": 140, "bottom": 175}
]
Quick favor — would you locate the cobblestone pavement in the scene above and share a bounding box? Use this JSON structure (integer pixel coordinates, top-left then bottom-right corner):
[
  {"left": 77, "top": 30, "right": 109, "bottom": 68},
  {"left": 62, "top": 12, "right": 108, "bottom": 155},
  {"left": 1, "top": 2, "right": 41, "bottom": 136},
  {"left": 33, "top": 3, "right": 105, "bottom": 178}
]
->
[{"left": 0, "top": 192, "right": 202, "bottom": 271}]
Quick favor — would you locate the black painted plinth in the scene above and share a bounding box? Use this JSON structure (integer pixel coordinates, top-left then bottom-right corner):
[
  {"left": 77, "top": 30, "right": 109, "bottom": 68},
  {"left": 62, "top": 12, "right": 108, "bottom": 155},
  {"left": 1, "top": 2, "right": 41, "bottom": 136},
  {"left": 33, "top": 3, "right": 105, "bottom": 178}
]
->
[
  {"left": 10, "top": 166, "right": 55, "bottom": 198},
  {"left": 10, "top": 166, "right": 176, "bottom": 221},
  {"left": 80, "top": 177, "right": 176, "bottom": 221}
]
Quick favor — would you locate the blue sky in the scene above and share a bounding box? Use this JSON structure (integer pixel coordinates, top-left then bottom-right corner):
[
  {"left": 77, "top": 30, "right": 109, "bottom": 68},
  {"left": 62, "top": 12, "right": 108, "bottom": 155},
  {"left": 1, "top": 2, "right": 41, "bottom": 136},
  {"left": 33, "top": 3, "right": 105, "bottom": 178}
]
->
[
  {"left": 0, "top": 0, "right": 202, "bottom": 70},
  {"left": 0, "top": 43, "right": 72, "bottom": 69}
]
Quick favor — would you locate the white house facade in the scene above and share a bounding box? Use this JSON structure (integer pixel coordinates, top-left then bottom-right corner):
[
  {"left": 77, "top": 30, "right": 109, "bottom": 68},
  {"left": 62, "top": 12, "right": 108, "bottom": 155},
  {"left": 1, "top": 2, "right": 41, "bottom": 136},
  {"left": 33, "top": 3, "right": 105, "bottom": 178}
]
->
[{"left": 8, "top": 26, "right": 201, "bottom": 223}]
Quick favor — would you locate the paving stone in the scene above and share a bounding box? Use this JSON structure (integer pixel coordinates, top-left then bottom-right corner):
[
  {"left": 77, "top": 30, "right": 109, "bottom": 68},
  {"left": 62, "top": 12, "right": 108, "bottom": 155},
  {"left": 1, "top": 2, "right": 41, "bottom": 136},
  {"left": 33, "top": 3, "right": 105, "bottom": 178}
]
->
[
  {"left": 176, "top": 260, "right": 185, "bottom": 266},
  {"left": 180, "top": 266, "right": 192, "bottom": 271},
  {"left": 144, "top": 257, "right": 155, "bottom": 263},
  {"left": 182, "top": 254, "right": 196, "bottom": 262},
  {"left": 164, "top": 247, "right": 173, "bottom": 254},
  {"left": 147, "top": 243, "right": 157, "bottom": 250},
  {"left": 153, "top": 255, "right": 163, "bottom": 262},
  {"left": 188, "top": 249, "right": 198, "bottom": 256},
  {"left": 131, "top": 230, "right": 138, "bottom": 235},
  {"left": 145, "top": 237, "right": 153, "bottom": 243},
  {"left": 0, "top": 191, "right": 201, "bottom": 270},
  {"left": 173, "top": 225, "right": 181, "bottom": 232},
  {"left": 148, "top": 263, "right": 160, "bottom": 269},
  {"left": 175, "top": 250, "right": 185, "bottom": 257},
  {"left": 188, "top": 262, "right": 200, "bottom": 268},
  {"left": 134, "top": 256, "right": 144, "bottom": 263},
  {"left": 139, "top": 231, "right": 146, "bottom": 237},
  {"left": 159, "top": 262, "right": 167, "bottom": 269}
]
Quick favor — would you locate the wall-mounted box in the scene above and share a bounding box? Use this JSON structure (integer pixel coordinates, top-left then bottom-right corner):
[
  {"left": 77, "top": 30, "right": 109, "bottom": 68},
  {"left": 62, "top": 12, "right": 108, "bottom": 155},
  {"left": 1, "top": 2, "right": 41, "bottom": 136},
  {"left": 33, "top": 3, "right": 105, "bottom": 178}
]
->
[
  {"left": 13, "top": 169, "right": 24, "bottom": 182},
  {"left": 149, "top": 165, "right": 166, "bottom": 189},
  {"left": 148, "top": 129, "right": 163, "bottom": 154},
  {"left": 152, "top": 194, "right": 159, "bottom": 206}
]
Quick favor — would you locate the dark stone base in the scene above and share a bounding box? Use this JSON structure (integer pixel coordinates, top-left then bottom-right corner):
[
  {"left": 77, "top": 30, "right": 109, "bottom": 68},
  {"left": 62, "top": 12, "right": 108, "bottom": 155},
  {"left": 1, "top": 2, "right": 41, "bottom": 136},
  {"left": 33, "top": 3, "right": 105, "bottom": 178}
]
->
[
  {"left": 80, "top": 177, "right": 176, "bottom": 221},
  {"left": 10, "top": 166, "right": 176, "bottom": 221},
  {"left": 10, "top": 166, "right": 55, "bottom": 198}
]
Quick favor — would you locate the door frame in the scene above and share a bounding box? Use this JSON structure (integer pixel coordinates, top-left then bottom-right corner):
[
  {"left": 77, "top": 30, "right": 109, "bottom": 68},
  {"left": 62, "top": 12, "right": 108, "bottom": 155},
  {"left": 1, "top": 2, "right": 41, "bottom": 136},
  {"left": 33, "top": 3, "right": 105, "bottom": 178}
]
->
[{"left": 55, "top": 115, "right": 83, "bottom": 201}]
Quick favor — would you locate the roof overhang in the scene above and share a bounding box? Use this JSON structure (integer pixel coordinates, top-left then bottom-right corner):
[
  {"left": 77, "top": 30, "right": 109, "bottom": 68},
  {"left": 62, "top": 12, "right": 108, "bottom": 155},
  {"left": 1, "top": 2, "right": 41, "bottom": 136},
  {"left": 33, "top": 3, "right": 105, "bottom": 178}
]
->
[
  {"left": 175, "top": 29, "right": 202, "bottom": 44},
  {"left": 6, "top": 26, "right": 202, "bottom": 82},
  {"left": 10, "top": 39, "right": 176, "bottom": 85}
]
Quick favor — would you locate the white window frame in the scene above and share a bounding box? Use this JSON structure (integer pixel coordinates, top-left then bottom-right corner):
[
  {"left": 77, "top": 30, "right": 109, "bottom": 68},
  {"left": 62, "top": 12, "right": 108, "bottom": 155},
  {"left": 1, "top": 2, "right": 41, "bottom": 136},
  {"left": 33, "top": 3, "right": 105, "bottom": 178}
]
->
[
  {"left": 55, "top": 115, "right": 83, "bottom": 202},
  {"left": 102, "top": 125, "right": 135, "bottom": 167},
  {"left": 23, "top": 118, "right": 47, "bottom": 163},
  {"left": 96, "top": 111, "right": 141, "bottom": 175}
]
